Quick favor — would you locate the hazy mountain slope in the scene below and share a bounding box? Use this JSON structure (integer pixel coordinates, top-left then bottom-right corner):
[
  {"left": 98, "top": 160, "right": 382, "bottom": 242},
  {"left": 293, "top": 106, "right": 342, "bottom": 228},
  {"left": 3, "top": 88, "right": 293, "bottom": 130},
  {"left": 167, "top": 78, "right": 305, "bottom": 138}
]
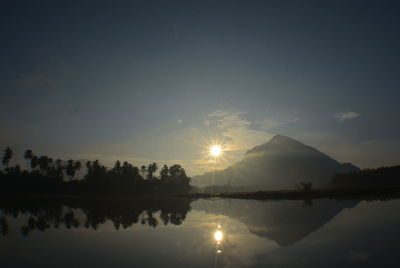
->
[{"left": 192, "top": 135, "right": 360, "bottom": 190}]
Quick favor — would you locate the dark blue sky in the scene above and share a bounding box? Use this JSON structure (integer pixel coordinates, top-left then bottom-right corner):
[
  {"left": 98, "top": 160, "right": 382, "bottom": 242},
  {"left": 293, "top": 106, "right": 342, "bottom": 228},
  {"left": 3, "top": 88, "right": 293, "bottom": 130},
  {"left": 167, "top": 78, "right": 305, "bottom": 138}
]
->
[{"left": 1, "top": 0, "right": 399, "bottom": 174}]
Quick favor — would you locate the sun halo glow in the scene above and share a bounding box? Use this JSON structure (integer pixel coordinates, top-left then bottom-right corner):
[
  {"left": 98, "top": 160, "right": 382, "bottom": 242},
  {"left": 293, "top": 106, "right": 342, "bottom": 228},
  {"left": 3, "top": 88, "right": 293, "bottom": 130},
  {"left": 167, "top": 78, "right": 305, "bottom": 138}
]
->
[{"left": 210, "top": 145, "right": 222, "bottom": 157}]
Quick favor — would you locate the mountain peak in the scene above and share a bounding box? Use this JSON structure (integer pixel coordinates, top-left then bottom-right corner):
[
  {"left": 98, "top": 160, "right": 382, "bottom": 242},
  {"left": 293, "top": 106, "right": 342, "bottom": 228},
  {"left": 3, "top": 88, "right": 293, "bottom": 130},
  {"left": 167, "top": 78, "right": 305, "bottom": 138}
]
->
[
  {"left": 245, "top": 135, "right": 305, "bottom": 155},
  {"left": 269, "top": 135, "right": 301, "bottom": 144}
]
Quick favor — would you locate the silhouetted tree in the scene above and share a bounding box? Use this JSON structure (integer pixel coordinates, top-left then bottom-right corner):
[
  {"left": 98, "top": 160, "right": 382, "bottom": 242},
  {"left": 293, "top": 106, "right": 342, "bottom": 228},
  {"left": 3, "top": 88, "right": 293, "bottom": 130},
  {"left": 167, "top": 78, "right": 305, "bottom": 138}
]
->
[
  {"left": 30, "top": 155, "right": 39, "bottom": 170},
  {"left": 48, "top": 158, "right": 53, "bottom": 167},
  {"left": 2, "top": 147, "right": 13, "bottom": 168},
  {"left": 160, "top": 164, "right": 169, "bottom": 180},
  {"left": 38, "top": 156, "right": 51, "bottom": 174},
  {"left": 85, "top": 161, "right": 92, "bottom": 176},
  {"left": 93, "top": 160, "right": 107, "bottom": 176},
  {"left": 331, "top": 165, "right": 400, "bottom": 188},
  {"left": 300, "top": 182, "right": 313, "bottom": 191},
  {"left": 0, "top": 148, "right": 192, "bottom": 195},
  {"left": 66, "top": 160, "right": 76, "bottom": 181},
  {"left": 85, "top": 160, "right": 107, "bottom": 182},
  {"left": 0, "top": 217, "right": 10, "bottom": 236},
  {"left": 55, "top": 159, "right": 63, "bottom": 177},
  {"left": 147, "top": 162, "right": 158, "bottom": 180},
  {"left": 64, "top": 211, "right": 79, "bottom": 229},
  {"left": 169, "top": 164, "right": 183, "bottom": 178},
  {"left": 24, "top": 149, "right": 33, "bottom": 170},
  {"left": 140, "top": 165, "right": 146, "bottom": 177},
  {"left": 111, "top": 160, "right": 122, "bottom": 176},
  {"left": 121, "top": 161, "right": 139, "bottom": 178},
  {"left": 74, "top": 161, "right": 81, "bottom": 174},
  {"left": 157, "top": 164, "right": 191, "bottom": 193}
]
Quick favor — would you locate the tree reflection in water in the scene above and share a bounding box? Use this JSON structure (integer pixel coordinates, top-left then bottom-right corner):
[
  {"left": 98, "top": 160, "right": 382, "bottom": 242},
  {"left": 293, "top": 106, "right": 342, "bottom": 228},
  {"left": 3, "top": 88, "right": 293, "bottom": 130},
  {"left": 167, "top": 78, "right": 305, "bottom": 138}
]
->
[{"left": 0, "top": 197, "right": 192, "bottom": 236}]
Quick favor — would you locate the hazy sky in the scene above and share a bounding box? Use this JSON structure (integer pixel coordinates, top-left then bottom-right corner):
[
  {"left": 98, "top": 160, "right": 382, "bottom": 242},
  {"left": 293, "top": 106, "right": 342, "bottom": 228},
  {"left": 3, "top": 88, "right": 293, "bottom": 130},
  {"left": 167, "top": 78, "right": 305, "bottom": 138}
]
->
[{"left": 1, "top": 0, "right": 399, "bottom": 175}]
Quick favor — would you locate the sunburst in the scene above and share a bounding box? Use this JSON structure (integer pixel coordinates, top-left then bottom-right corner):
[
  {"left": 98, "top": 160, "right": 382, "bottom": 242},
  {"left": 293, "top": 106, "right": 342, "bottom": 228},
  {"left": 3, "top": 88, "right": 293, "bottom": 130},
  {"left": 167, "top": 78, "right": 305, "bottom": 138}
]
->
[{"left": 210, "top": 145, "right": 222, "bottom": 157}]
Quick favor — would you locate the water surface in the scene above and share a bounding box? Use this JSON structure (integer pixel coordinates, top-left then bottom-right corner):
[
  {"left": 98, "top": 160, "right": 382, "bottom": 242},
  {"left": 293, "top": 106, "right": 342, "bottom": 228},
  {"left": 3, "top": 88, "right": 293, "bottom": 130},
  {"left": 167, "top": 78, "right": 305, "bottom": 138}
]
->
[{"left": 1, "top": 197, "right": 399, "bottom": 267}]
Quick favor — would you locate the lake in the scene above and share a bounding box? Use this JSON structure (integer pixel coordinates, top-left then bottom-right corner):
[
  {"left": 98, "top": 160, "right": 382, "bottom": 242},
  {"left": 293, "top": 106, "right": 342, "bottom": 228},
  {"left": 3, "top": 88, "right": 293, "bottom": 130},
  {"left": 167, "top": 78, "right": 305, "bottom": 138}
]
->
[{"left": 1, "top": 197, "right": 399, "bottom": 267}]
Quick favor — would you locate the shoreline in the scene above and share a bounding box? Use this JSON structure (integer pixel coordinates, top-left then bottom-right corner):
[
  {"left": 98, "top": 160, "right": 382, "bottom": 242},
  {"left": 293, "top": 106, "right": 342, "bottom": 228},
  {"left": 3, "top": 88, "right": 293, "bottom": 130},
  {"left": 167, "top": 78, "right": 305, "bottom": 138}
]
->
[{"left": 2, "top": 187, "right": 400, "bottom": 201}]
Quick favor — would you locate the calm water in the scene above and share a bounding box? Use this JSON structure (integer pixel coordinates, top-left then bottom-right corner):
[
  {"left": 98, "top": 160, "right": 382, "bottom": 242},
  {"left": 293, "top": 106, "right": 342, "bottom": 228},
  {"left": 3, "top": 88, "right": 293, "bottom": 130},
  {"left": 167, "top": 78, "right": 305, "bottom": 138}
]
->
[{"left": 1, "top": 197, "right": 399, "bottom": 268}]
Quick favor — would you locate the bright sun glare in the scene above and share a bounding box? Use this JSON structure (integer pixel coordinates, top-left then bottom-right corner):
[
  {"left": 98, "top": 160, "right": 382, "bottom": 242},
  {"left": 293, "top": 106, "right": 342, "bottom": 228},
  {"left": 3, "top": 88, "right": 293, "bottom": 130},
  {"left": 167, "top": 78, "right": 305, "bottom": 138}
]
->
[
  {"left": 210, "top": 145, "right": 222, "bottom": 157},
  {"left": 214, "top": 230, "right": 223, "bottom": 242}
]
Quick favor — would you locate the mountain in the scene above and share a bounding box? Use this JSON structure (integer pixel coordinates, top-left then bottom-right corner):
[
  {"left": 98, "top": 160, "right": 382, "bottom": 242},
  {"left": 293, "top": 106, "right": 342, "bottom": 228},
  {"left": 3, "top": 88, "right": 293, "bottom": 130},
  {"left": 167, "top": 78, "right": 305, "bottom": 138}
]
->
[{"left": 192, "top": 135, "right": 360, "bottom": 190}]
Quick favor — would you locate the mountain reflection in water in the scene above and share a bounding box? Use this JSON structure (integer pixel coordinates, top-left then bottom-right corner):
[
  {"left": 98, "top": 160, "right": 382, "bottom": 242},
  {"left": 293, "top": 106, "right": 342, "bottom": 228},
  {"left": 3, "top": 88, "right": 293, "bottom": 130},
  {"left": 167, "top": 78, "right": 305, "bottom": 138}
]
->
[
  {"left": 1, "top": 197, "right": 400, "bottom": 268},
  {"left": 192, "top": 198, "right": 358, "bottom": 246}
]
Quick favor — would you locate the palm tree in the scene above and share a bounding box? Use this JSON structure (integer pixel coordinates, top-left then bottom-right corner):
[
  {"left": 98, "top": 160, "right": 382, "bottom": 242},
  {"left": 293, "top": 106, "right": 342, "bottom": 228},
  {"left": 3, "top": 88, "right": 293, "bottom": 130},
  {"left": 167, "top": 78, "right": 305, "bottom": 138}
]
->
[
  {"left": 2, "top": 147, "right": 13, "bottom": 168},
  {"left": 66, "top": 160, "right": 75, "bottom": 181},
  {"left": 92, "top": 160, "right": 107, "bottom": 178},
  {"left": 24, "top": 150, "right": 33, "bottom": 171},
  {"left": 147, "top": 162, "right": 159, "bottom": 180},
  {"left": 65, "top": 160, "right": 81, "bottom": 181}
]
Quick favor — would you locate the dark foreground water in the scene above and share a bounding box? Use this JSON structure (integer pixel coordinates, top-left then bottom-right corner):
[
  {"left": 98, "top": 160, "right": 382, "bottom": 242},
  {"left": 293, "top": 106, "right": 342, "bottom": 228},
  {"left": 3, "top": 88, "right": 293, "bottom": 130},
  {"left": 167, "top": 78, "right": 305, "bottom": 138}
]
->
[{"left": 1, "top": 197, "right": 399, "bottom": 268}]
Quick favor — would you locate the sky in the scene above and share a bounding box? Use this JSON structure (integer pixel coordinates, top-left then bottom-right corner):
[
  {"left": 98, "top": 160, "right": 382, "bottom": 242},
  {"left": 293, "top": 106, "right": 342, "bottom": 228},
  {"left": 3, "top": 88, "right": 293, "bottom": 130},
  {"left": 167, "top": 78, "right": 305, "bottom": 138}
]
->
[{"left": 1, "top": 0, "right": 399, "bottom": 175}]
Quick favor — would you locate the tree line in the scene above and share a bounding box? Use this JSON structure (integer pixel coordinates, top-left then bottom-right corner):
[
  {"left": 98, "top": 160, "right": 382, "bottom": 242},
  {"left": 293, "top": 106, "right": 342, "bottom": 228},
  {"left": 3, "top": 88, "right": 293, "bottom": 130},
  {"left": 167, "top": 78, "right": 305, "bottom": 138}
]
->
[
  {"left": 331, "top": 165, "right": 400, "bottom": 189},
  {"left": 0, "top": 147, "right": 192, "bottom": 195}
]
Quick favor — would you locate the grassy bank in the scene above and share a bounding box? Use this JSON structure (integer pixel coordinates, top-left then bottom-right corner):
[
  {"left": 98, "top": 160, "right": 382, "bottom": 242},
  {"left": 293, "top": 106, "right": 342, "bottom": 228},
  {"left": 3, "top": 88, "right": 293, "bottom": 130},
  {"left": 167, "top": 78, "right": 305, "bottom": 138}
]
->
[{"left": 182, "top": 187, "right": 400, "bottom": 201}]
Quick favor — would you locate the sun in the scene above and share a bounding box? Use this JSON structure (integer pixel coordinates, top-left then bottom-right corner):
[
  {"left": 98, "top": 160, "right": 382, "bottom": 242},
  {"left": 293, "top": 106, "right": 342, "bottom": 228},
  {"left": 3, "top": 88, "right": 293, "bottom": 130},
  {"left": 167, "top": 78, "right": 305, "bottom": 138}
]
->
[
  {"left": 214, "top": 230, "right": 223, "bottom": 242},
  {"left": 210, "top": 145, "right": 222, "bottom": 157}
]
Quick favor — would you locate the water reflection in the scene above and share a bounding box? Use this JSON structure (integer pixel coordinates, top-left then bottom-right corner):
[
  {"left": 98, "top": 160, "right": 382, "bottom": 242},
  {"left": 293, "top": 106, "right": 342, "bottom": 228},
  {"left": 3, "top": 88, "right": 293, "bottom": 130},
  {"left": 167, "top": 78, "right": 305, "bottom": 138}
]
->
[
  {"left": 1, "top": 197, "right": 400, "bottom": 267},
  {"left": 0, "top": 197, "right": 359, "bottom": 244},
  {"left": 193, "top": 199, "right": 358, "bottom": 246},
  {"left": 0, "top": 197, "right": 192, "bottom": 236},
  {"left": 214, "top": 225, "right": 224, "bottom": 254}
]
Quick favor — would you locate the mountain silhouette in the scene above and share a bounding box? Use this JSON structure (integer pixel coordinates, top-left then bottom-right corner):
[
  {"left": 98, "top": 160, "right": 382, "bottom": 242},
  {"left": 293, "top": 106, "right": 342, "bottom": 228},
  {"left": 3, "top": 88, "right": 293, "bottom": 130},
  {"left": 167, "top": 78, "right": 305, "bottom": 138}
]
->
[
  {"left": 193, "top": 198, "right": 358, "bottom": 247},
  {"left": 193, "top": 135, "right": 360, "bottom": 190}
]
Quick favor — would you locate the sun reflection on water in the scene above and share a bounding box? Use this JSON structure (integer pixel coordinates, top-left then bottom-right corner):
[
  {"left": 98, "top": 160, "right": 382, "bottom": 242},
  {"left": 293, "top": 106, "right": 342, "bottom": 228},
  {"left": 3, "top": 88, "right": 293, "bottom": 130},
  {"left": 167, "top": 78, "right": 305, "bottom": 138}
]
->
[{"left": 214, "top": 224, "right": 224, "bottom": 254}]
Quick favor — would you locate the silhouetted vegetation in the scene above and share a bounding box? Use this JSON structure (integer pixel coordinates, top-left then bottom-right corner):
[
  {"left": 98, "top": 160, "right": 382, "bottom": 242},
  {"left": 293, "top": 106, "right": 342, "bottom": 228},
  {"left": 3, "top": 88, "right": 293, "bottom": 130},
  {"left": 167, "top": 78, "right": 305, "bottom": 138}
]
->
[
  {"left": 332, "top": 166, "right": 400, "bottom": 188},
  {"left": 299, "top": 182, "right": 313, "bottom": 191},
  {"left": 0, "top": 147, "right": 191, "bottom": 196},
  {"left": 187, "top": 187, "right": 400, "bottom": 201},
  {"left": 0, "top": 197, "right": 192, "bottom": 236}
]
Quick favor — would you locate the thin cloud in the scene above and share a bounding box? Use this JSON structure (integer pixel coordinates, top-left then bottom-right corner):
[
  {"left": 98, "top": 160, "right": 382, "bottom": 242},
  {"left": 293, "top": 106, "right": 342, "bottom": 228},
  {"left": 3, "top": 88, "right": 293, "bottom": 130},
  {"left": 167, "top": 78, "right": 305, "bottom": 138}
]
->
[
  {"left": 256, "top": 115, "right": 300, "bottom": 130},
  {"left": 360, "top": 140, "right": 377, "bottom": 146},
  {"left": 335, "top": 111, "right": 360, "bottom": 122},
  {"left": 208, "top": 110, "right": 273, "bottom": 152}
]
